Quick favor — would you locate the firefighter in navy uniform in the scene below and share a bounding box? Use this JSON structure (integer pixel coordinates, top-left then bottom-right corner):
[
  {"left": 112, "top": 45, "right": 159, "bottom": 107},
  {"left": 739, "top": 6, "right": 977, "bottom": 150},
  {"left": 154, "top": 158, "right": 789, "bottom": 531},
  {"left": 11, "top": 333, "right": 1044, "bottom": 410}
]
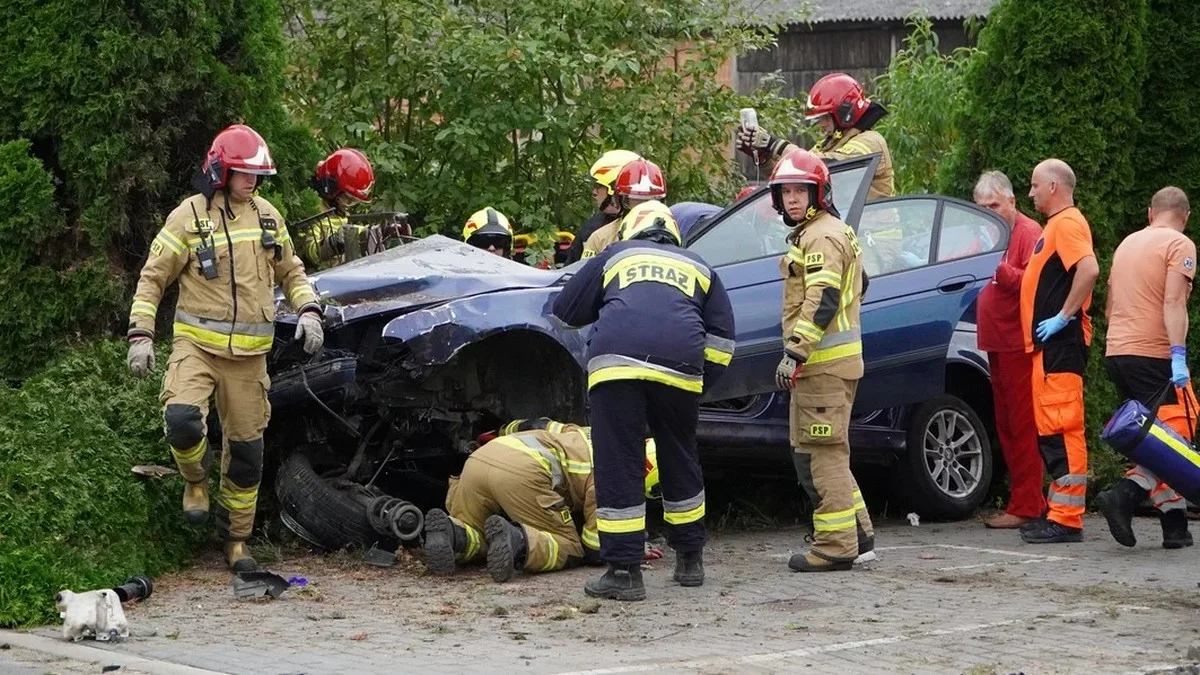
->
[
  {"left": 769, "top": 149, "right": 875, "bottom": 573},
  {"left": 126, "top": 124, "right": 324, "bottom": 572},
  {"left": 552, "top": 200, "right": 736, "bottom": 601}
]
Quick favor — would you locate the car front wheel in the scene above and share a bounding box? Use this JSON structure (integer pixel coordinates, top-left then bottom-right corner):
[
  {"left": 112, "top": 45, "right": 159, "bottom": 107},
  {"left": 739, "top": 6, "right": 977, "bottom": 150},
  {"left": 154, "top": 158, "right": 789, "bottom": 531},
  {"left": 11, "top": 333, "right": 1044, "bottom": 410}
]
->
[{"left": 892, "top": 395, "right": 993, "bottom": 521}]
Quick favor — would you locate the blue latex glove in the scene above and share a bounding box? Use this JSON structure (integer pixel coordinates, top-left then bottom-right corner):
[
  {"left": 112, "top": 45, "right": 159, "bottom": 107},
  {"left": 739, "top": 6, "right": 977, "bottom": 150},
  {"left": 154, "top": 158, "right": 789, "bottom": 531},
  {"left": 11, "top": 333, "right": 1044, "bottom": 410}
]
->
[
  {"left": 1035, "top": 313, "right": 1073, "bottom": 342},
  {"left": 1171, "top": 345, "right": 1190, "bottom": 387}
]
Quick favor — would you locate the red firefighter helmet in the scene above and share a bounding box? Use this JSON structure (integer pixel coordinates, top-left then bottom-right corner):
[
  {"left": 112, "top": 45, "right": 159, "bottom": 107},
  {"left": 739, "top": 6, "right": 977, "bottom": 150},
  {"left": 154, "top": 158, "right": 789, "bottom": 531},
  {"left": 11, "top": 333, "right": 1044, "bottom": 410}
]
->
[
  {"left": 805, "top": 73, "right": 870, "bottom": 128},
  {"left": 768, "top": 149, "right": 834, "bottom": 224},
  {"left": 314, "top": 148, "right": 375, "bottom": 203},
  {"left": 614, "top": 159, "right": 667, "bottom": 201},
  {"left": 201, "top": 124, "right": 276, "bottom": 190}
]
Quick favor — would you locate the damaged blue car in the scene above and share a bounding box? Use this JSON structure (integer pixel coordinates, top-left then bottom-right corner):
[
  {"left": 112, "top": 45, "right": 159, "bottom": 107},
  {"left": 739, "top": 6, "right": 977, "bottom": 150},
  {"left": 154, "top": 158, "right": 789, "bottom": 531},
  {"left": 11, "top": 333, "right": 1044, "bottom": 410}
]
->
[{"left": 269, "top": 155, "right": 1010, "bottom": 551}]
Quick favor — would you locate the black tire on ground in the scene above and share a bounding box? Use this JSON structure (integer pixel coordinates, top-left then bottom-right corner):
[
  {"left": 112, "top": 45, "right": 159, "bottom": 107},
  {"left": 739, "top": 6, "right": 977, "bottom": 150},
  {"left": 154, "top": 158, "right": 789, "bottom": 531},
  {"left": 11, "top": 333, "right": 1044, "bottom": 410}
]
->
[
  {"left": 891, "top": 394, "right": 994, "bottom": 522},
  {"left": 274, "top": 452, "right": 395, "bottom": 551}
]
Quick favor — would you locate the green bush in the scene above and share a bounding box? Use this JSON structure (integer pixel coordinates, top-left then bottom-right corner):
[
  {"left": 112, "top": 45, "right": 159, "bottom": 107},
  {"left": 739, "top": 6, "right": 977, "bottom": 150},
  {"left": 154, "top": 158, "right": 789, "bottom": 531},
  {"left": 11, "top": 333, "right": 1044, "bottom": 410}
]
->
[
  {"left": 0, "top": 0, "right": 319, "bottom": 381},
  {"left": 872, "top": 15, "right": 977, "bottom": 195},
  {"left": 937, "top": 0, "right": 1148, "bottom": 490},
  {"left": 0, "top": 340, "right": 202, "bottom": 627}
]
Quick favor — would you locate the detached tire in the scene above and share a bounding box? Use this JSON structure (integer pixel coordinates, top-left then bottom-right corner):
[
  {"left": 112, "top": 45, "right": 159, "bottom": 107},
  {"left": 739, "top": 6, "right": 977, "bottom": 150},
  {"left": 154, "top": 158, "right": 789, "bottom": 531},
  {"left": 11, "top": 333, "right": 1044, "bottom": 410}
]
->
[
  {"left": 275, "top": 452, "right": 395, "bottom": 551},
  {"left": 892, "top": 395, "right": 993, "bottom": 521}
]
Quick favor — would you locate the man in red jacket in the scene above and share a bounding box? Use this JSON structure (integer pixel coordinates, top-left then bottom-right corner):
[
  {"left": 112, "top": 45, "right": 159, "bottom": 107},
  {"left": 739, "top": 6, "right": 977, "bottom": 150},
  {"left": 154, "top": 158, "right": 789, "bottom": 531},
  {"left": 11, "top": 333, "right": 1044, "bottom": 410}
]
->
[{"left": 973, "top": 171, "right": 1045, "bottom": 528}]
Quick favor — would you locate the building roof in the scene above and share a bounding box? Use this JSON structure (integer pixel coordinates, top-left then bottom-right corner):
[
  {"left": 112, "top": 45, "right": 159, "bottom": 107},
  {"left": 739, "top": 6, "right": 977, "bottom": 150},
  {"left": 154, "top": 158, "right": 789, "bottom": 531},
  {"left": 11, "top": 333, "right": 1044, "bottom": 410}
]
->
[{"left": 743, "top": 0, "right": 998, "bottom": 24}]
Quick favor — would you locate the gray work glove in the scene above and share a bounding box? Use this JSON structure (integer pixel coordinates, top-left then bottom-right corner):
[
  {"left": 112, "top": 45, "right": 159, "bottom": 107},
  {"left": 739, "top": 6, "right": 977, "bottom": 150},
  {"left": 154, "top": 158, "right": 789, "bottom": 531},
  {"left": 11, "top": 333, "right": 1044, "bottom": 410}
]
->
[
  {"left": 295, "top": 311, "right": 325, "bottom": 355},
  {"left": 128, "top": 338, "right": 155, "bottom": 379}
]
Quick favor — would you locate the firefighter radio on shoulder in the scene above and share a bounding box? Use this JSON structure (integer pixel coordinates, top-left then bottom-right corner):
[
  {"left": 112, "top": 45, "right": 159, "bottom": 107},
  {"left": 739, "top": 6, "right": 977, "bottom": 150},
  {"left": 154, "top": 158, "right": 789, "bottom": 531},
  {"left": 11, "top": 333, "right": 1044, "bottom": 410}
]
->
[{"left": 190, "top": 204, "right": 219, "bottom": 280}]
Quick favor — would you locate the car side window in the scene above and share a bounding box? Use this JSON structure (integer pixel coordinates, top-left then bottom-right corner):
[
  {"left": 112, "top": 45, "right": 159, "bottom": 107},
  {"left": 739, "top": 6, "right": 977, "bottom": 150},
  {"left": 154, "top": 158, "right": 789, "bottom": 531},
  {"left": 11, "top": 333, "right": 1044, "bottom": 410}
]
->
[
  {"left": 687, "top": 164, "right": 871, "bottom": 267},
  {"left": 937, "top": 204, "right": 1005, "bottom": 262},
  {"left": 857, "top": 199, "right": 937, "bottom": 277},
  {"left": 687, "top": 192, "right": 791, "bottom": 267}
]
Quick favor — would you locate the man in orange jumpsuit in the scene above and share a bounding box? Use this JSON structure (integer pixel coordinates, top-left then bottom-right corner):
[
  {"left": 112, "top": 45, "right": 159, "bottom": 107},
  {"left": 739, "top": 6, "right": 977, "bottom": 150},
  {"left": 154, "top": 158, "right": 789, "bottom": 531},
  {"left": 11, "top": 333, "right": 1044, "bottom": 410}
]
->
[
  {"left": 1096, "top": 186, "right": 1197, "bottom": 549},
  {"left": 1018, "top": 159, "right": 1099, "bottom": 544}
]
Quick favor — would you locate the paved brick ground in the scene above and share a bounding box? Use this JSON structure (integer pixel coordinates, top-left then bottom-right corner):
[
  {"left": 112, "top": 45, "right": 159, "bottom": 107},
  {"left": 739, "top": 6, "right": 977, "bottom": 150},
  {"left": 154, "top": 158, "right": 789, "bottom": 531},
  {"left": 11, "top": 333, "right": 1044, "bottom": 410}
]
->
[{"left": 6, "top": 514, "right": 1200, "bottom": 674}]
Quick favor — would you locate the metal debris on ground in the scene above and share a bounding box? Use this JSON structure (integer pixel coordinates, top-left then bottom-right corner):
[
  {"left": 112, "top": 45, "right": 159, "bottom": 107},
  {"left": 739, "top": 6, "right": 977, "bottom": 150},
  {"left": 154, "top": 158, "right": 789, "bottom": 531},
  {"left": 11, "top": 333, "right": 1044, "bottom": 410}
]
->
[
  {"left": 232, "top": 571, "right": 292, "bottom": 600},
  {"left": 131, "top": 465, "right": 177, "bottom": 478},
  {"left": 907, "top": 512, "right": 921, "bottom": 526}
]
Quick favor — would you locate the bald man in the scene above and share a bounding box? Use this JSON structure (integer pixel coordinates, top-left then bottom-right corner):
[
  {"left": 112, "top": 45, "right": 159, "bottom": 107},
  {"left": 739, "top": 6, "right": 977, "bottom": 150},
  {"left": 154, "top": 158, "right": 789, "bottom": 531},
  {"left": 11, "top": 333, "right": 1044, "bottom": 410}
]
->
[
  {"left": 1017, "top": 159, "right": 1099, "bottom": 543},
  {"left": 1096, "top": 187, "right": 1197, "bottom": 550}
]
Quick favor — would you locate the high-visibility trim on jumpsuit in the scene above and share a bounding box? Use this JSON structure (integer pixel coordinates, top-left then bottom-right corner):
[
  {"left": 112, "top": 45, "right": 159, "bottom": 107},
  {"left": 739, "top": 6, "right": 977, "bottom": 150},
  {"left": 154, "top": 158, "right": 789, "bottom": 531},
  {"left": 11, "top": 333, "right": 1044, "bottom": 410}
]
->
[
  {"left": 1020, "top": 206, "right": 1095, "bottom": 531},
  {"left": 782, "top": 211, "right": 873, "bottom": 563},
  {"left": 128, "top": 192, "right": 320, "bottom": 541},
  {"left": 552, "top": 239, "right": 735, "bottom": 564}
]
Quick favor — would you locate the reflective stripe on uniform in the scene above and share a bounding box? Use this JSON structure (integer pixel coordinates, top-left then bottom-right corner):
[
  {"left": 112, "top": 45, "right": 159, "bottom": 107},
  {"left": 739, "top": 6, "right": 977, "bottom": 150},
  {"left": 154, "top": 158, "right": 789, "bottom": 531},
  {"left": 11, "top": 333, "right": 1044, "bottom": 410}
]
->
[
  {"left": 663, "top": 490, "right": 706, "bottom": 525},
  {"left": 155, "top": 229, "right": 186, "bottom": 256},
  {"left": 219, "top": 482, "right": 258, "bottom": 512},
  {"left": 704, "top": 335, "right": 735, "bottom": 365},
  {"left": 597, "top": 504, "right": 646, "bottom": 534},
  {"left": 806, "top": 269, "right": 841, "bottom": 289},
  {"left": 587, "top": 354, "right": 702, "bottom": 393},
  {"left": 792, "top": 319, "right": 824, "bottom": 342},
  {"left": 1048, "top": 491, "right": 1086, "bottom": 507},
  {"left": 807, "top": 327, "right": 863, "bottom": 365},
  {"left": 813, "top": 507, "right": 857, "bottom": 532},
  {"left": 853, "top": 489, "right": 866, "bottom": 512},
  {"left": 174, "top": 310, "right": 275, "bottom": 352},
  {"left": 287, "top": 284, "right": 318, "bottom": 310},
  {"left": 601, "top": 250, "right": 712, "bottom": 295},
  {"left": 184, "top": 227, "right": 262, "bottom": 250},
  {"left": 493, "top": 434, "right": 566, "bottom": 490},
  {"left": 170, "top": 437, "right": 207, "bottom": 465},
  {"left": 840, "top": 140, "right": 874, "bottom": 156},
  {"left": 581, "top": 527, "right": 600, "bottom": 549},
  {"left": 131, "top": 300, "right": 158, "bottom": 318},
  {"left": 541, "top": 531, "right": 560, "bottom": 572},
  {"left": 463, "top": 522, "right": 483, "bottom": 561}
]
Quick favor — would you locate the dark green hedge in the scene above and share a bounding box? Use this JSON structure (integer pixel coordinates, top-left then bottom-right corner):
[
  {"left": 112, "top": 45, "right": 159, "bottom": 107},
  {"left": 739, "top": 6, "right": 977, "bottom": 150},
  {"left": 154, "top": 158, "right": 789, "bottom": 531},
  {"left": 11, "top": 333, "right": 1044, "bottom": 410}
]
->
[
  {"left": 0, "top": 340, "right": 203, "bottom": 627},
  {"left": 938, "top": 0, "right": 1152, "bottom": 489},
  {"left": 0, "top": 0, "right": 320, "bottom": 381}
]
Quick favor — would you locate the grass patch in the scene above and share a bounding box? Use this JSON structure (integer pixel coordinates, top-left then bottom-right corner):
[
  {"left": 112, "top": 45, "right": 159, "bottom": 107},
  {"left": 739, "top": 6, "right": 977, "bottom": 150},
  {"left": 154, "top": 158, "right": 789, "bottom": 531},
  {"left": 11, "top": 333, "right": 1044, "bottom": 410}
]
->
[{"left": 0, "top": 340, "right": 204, "bottom": 626}]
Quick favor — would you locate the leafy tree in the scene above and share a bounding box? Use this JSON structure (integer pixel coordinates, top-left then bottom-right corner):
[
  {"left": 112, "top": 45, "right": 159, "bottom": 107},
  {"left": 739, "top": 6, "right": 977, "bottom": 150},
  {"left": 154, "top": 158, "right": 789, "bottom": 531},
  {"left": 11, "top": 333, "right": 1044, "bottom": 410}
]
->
[
  {"left": 284, "top": 0, "right": 804, "bottom": 240},
  {"left": 872, "top": 15, "right": 977, "bottom": 195},
  {"left": 938, "top": 0, "right": 1147, "bottom": 240},
  {"left": 0, "top": 0, "right": 319, "bottom": 380}
]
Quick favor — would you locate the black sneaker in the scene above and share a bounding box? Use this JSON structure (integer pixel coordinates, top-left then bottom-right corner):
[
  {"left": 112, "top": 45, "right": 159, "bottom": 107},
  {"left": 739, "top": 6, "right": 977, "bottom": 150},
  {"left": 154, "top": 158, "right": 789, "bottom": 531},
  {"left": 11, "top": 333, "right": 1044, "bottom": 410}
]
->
[
  {"left": 584, "top": 564, "right": 645, "bottom": 601},
  {"left": 1019, "top": 517, "right": 1048, "bottom": 534},
  {"left": 1020, "top": 519, "right": 1082, "bottom": 544}
]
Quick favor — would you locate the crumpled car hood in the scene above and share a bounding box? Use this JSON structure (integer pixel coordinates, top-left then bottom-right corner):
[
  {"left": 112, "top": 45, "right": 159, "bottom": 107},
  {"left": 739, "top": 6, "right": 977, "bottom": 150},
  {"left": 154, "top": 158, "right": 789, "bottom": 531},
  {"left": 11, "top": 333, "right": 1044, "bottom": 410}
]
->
[{"left": 298, "top": 235, "right": 567, "bottom": 325}]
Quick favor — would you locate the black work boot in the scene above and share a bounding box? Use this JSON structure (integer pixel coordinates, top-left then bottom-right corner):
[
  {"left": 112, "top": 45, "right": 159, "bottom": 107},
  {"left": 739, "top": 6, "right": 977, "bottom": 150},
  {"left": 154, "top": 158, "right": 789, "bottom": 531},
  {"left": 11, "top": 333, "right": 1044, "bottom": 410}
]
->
[
  {"left": 855, "top": 527, "right": 876, "bottom": 564},
  {"left": 1161, "top": 509, "right": 1194, "bottom": 549},
  {"left": 1095, "top": 479, "right": 1146, "bottom": 547},
  {"left": 484, "top": 515, "right": 527, "bottom": 583},
  {"left": 423, "top": 508, "right": 466, "bottom": 576},
  {"left": 584, "top": 563, "right": 646, "bottom": 601},
  {"left": 672, "top": 550, "right": 704, "bottom": 587}
]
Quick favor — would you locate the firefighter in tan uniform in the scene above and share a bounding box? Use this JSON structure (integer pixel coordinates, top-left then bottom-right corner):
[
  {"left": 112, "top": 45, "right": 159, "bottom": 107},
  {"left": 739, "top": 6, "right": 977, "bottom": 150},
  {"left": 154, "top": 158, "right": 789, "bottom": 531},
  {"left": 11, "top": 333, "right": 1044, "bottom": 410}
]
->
[
  {"left": 294, "top": 148, "right": 377, "bottom": 271},
  {"left": 738, "top": 73, "right": 899, "bottom": 271},
  {"left": 769, "top": 149, "right": 874, "bottom": 572},
  {"left": 126, "top": 125, "right": 324, "bottom": 572},
  {"left": 422, "top": 418, "right": 660, "bottom": 583},
  {"left": 580, "top": 158, "right": 667, "bottom": 258}
]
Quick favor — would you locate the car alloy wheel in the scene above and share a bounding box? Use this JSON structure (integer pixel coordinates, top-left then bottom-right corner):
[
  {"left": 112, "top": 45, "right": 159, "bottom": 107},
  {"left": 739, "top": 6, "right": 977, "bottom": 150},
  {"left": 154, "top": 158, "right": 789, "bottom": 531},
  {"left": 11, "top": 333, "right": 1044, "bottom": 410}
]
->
[{"left": 921, "top": 409, "right": 985, "bottom": 499}]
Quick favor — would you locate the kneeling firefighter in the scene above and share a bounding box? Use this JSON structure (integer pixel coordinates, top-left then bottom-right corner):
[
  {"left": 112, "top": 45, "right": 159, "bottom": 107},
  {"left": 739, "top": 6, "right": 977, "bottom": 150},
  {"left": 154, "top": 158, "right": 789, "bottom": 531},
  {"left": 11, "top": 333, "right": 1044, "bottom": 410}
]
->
[
  {"left": 422, "top": 418, "right": 660, "bottom": 582},
  {"left": 770, "top": 149, "right": 875, "bottom": 572},
  {"left": 126, "top": 124, "right": 324, "bottom": 572}
]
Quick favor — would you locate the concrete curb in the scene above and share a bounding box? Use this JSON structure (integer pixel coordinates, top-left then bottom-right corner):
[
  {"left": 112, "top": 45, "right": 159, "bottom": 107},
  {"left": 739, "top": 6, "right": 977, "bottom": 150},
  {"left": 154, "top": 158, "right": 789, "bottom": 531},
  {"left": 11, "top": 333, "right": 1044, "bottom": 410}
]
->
[{"left": 0, "top": 630, "right": 228, "bottom": 675}]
